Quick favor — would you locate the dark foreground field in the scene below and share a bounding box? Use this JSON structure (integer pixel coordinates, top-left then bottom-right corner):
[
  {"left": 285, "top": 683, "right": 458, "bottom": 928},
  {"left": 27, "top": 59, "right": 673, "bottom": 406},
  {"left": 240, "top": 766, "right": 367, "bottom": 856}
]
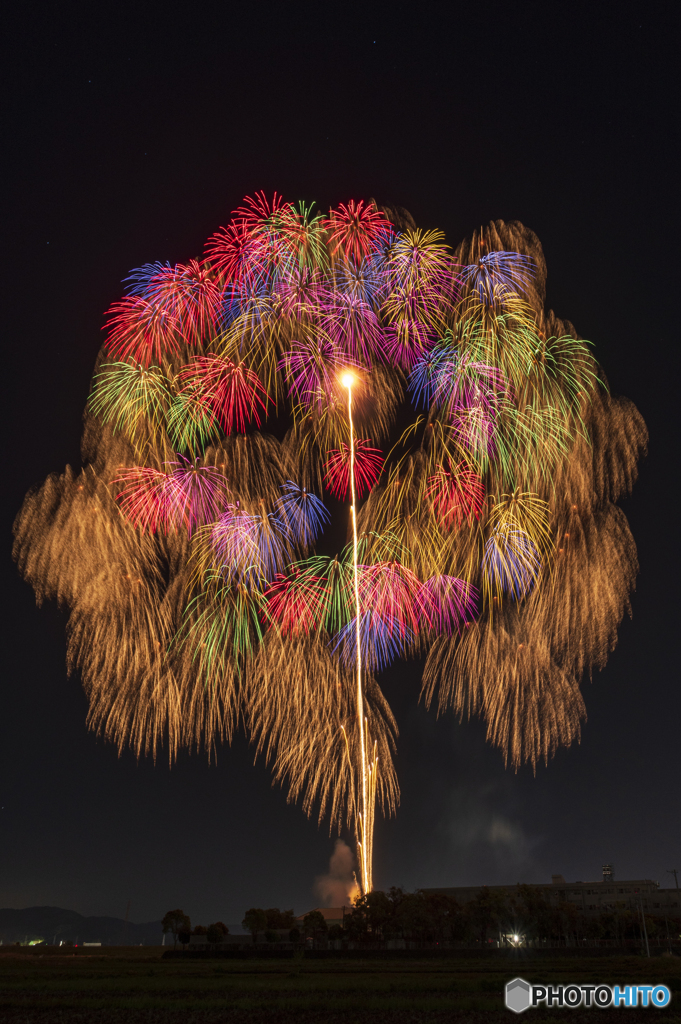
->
[{"left": 0, "top": 947, "right": 680, "bottom": 1023}]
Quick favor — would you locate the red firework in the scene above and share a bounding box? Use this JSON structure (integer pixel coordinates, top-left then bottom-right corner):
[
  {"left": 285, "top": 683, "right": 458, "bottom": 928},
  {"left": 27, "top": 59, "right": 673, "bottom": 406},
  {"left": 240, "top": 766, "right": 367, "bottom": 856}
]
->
[
  {"left": 205, "top": 192, "right": 295, "bottom": 284},
  {"left": 323, "top": 440, "right": 384, "bottom": 500},
  {"left": 114, "top": 467, "right": 168, "bottom": 532},
  {"left": 177, "top": 355, "right": 270, "bottom": 434},
  {"left": 114, "top": 460, "right": 228, "bottom": 534},
  {"left": 325, "top": 200, "right": 392, "bottom": 264},
  {"left": 266, "top": 570, "right": 328, "bottom": 636},
  {"left": 425, "top": 464, "right": 485, "bottom": 529},
  {"left": 143, "top": 260, "right": 223, "bottom": 346},
  {"left": 204, "top": 218, "right": 252, "bottom": 283},
  {"left": 104, "top": 295, "right": 182, "bottom": 366},
  {"left": 232, "top": 191, "right": 292, "bottom": 232}
]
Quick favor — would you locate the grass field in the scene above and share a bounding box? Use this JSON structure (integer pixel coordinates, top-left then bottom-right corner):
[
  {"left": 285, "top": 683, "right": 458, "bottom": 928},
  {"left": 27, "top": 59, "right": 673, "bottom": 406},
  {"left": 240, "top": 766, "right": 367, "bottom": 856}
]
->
[{"left": 0, "top": 947, "right": 679, "bottom": 1023}]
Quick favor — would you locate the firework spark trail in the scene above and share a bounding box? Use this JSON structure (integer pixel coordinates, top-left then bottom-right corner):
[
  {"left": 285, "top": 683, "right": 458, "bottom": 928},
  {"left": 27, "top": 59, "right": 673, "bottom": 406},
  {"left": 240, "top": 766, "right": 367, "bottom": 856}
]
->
[
  {"left": 12, "top": 197, "right": 647, "bottom": 893},
  {"left": 342, "top": 371, "right": 372, "bottom": 895}
]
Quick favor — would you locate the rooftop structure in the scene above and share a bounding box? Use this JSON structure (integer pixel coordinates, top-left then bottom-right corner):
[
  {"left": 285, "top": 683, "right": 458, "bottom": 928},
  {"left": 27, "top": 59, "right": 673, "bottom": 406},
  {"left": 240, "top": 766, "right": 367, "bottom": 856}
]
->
[{"left": 422, "top": 873, "right": 680, "bottom": 917}]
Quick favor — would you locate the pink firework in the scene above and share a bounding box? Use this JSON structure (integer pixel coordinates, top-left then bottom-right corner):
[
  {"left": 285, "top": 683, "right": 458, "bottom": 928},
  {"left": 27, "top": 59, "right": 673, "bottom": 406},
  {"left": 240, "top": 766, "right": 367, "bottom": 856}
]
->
[
  {"left": 177, "top": 355, "right": 270, "bottom": 434},
  {"left": 357, "top": 561, "right": 427, "bottom": 635},
  {"left": 273, "top": 268, "right": 325, "bottom": 322},
  {"left": 437, "top": 356, "right": 508, "bottom": 420},
  {"left": 104, "top": 295, "right": 182, "bottom": 366},
  {"left": 320, "top": 289, "right": 385, "bottom": 365},
  {"left": 421, "top": 575, "right": 478, "bottom": 633},
  {"left": 383, "top": 319, "right": 436, "bottom": 370},
  {"left": 324, "top": 440, "right": 384, "bottom": 500},
  {"left": 114, "top": 460, "right": 227, "bottom": 534},
  {"left": 450, "top": 405, "right": 497, "bottom": 460},
  {"left": 425, "top": 464, "right": 485, "bottom": 529},
  {"left": 279, "top": 334, "right": 351, "bottom": 413},
  {"left": 335, "top": 560, "right": 429, "bottom": 669},
  {"left": 210, "top": 504, "right": 261, "bottom": 582},
  {"left": 325, "top": 200, "right": 392, "bottom": 264},
  {"left": 163, "top": 458, "right": 229, "bottom": 533}
]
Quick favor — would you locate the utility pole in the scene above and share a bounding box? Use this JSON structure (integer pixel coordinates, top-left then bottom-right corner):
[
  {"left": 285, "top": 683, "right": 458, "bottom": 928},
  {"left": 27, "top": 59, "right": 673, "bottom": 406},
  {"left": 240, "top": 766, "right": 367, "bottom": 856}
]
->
[
  {"left": 667, "top": 869, "right": 679, "bottom": 906},
  {"left": 639, "top": 897, "right": 650, "bottom": 958}
]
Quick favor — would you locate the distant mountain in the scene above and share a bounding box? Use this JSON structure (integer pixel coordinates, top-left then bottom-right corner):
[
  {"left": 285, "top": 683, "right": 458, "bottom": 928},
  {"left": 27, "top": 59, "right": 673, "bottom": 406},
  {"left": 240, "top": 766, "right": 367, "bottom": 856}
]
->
[{"left": 0, "top": 906, "right": 164, "bottom": 945}]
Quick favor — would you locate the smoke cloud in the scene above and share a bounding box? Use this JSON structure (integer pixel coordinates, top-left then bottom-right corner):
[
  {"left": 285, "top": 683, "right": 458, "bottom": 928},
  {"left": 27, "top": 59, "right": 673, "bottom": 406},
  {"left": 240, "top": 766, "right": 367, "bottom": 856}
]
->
[{"left": 314, "top": 839, "right": 360, "bottom": 906}]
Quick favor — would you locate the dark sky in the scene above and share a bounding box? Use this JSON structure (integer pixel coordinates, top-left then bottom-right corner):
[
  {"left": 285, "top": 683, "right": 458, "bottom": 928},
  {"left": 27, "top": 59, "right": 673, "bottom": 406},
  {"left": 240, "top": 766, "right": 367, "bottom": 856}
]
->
[{"left": 2, "top": 0, "right": 679, "bottom": 933}]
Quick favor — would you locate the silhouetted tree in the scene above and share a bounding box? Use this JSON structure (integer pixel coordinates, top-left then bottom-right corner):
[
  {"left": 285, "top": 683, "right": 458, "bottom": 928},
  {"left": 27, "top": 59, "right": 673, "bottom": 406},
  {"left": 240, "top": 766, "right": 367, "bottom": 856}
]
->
[
  {"left": 351, "top": 890, "right": 391, "bottom": 940},
  {"left": 162, "top": 909, "right": 190, "bottom": 949},
  {"left": 264, "top": 908, "right": 296, "bottom": 930},
  {"left": 395, "top": 892, "right": 433, "bottom": 945},
  {"left": 303, "top": 910, "right": 328, "bottom": 946},
  {"left": 242, "top": 908, "right": 267, "bottom": 944},
  {"left": 206, "top": 922, "right": 229, "bottom": 944},
  {"left": 420, "top": 891, "right": 461, "bottom": 943},
  {"left": 468, "top": 887, "right": 508, "bottom": 944}
]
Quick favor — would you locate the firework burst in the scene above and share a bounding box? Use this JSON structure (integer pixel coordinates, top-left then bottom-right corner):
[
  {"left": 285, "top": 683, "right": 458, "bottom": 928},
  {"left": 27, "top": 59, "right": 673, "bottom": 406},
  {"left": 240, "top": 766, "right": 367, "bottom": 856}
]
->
[{"left": 13, "top": 196, "right": 646, "bottom": 890}]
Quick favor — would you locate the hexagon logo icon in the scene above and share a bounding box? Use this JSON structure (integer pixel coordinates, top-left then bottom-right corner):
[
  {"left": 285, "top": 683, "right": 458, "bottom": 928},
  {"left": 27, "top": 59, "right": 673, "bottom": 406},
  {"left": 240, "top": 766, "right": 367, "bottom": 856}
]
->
[{"left": 505, "top": 977, "right": 532, "bottom": 1013}]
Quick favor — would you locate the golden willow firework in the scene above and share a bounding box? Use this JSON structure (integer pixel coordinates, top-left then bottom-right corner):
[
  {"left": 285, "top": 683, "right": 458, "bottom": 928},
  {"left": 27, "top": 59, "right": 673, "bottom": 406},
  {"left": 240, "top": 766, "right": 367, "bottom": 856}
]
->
[{"left": 13, "top": 196, "right": 646, "bottom": 892}]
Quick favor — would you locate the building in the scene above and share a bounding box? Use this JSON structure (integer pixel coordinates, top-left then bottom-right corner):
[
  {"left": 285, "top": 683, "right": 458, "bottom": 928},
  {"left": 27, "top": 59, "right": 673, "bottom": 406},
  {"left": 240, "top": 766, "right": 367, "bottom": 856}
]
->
[{"left": 423, "top": 865, "right": 681, "bottom": 918}]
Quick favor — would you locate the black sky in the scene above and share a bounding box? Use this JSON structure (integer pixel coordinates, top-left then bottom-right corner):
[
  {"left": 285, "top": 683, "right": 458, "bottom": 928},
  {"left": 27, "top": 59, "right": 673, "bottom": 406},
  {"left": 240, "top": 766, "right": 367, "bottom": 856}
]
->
[{"left": 2, "top": 0, "right": 679, "bottom": 932}]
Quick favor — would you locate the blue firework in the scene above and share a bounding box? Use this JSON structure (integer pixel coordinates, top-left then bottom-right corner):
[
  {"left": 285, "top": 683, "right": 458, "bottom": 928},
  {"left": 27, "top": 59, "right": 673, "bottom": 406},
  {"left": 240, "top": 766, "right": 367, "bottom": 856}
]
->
[
  {"left": 459, "top": 251, "right": 535, "bottom": 305},
  {"left": 276, "top": 482, "right": 330, "bottom": 547}
]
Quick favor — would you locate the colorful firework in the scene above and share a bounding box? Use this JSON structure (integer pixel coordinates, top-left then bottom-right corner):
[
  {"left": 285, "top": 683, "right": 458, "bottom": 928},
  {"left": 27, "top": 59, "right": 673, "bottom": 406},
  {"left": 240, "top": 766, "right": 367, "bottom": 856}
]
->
[
  {"left": 13, "top": 196, "right": 646, "bottom": 895},
  {"left": 115, "top": 458, "right": 229, "bottom": 535},
  {"left": 280, "top": 332, "right": 350, "bottom": 413},
  {"left": 324, "top": 439, "right": 384, "bottom": 500},
  {"left": 458, "top": 250, "right": 535, "bottom": 305},
  {"left": 425, "top": 464, "right": 485, "bottom": 529},
  {"left": 203, "top": 504, "right": 291, "bottom": 586},
  {"left": 88, "top": 361, "right": 171, "bottom": 451},
  {"left": 103, "top": 295, "right": 183, "bottom": 366},
  {"left": 325, "top": 200, "right": 393, "bottom": 264},
  {"left": 177, "top": 355, "right": 270, "bottom": 434},
  {"left": 275, "top": 481, "right": 330, "bottom": 546}
]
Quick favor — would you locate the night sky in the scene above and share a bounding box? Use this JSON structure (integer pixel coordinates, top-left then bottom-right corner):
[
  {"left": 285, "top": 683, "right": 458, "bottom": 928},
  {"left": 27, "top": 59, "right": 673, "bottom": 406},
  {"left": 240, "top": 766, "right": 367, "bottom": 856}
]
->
[{"left": 2, "top": 1, "right": 679, "bottom": 933}]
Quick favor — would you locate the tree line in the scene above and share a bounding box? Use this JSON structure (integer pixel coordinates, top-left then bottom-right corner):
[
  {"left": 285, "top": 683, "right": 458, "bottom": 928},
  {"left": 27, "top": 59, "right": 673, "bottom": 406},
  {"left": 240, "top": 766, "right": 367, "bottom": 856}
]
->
[
  {"left": 163, "top": 887, "right": 681, "bottom": 948},
  {"left": 341, "top": 887, "right": 681, "bottom": 947}
]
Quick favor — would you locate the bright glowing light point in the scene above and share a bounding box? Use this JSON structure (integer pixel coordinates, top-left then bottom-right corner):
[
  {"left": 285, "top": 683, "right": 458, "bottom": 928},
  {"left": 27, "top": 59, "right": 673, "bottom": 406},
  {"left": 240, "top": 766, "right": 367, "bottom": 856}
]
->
[{"left": 341, "top": 371, "right": 355, "bottom": 389}]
